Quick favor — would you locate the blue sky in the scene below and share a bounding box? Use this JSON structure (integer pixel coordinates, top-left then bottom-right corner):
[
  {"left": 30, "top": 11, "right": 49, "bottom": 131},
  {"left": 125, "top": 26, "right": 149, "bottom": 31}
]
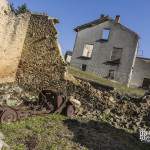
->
[{"left": 9, "top": 0, "right": 150, "bottom": 57}]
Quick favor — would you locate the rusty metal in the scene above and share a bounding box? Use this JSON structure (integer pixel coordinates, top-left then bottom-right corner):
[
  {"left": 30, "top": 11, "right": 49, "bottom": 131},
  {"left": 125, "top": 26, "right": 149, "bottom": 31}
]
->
[
  {"left": 0, "top": 90, "right": 76, "bottom": 123},
  {"left": 66, "top": 104, "right": 75, "bottom": 117},
  {"left": 0, "top": 107, "right": 18, "bottom": 123}
]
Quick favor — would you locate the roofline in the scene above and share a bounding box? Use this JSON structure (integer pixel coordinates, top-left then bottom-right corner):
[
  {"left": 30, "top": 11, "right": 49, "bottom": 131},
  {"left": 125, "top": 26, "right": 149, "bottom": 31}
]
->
[
  {"left": 74, "top": 16, "right": 110, "bottom": 32},
  {"left": 136, "top": 56, "right": 150, "bottom": 61},
  {"left": 74, "top": 16, "right": 139, "bottom": 38},
  {"left": 117, "top": 22, "right": 139, "bottom": 38}
]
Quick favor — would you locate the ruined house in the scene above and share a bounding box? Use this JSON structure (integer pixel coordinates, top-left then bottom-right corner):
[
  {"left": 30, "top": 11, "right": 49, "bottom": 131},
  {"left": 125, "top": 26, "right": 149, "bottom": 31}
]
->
[
  {"left": 0, "top": 0, "right": 66, "bottom": 92},
  {"left": 70, "top": 15, "right": 150, "bottom": 88}
]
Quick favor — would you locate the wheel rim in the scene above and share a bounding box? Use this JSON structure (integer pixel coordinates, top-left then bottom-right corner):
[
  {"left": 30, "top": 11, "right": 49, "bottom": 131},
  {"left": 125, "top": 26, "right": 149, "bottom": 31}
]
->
[
  {"left": 57, "top": 95, "right": 63, "bottom": 109},
  {"left": 0, "top": 109, "right": 18, "bottom": 123},
  {"left": 67, "top": 105, "right": 75, "bottom": 117}
]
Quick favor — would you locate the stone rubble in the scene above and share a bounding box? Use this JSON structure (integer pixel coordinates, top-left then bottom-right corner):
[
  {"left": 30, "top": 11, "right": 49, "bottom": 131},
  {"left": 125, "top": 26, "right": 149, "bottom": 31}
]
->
[
  {"left": 0, "top": 83, "right": 38, "bottom": 106},
  {"left": 61, "top": 77, "right": 150, "bottom": 132},
  {"left": 0, "top": 75, "right": 149, "bottom": 133}
]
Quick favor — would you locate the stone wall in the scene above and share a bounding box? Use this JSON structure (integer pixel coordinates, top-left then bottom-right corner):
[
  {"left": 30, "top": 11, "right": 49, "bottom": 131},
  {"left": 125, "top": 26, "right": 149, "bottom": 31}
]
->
[
  {"left": 0, "top": 0, "right": 66, "bottom": 107},
  {"left": 16, "top": 14, "right": 66, "bottom": 91},
  {"left": 0, "top": 0, "right": 30, "bottom": 83},
  {"left": 0, "top": 0, "right": 66, "bottom": 92}
]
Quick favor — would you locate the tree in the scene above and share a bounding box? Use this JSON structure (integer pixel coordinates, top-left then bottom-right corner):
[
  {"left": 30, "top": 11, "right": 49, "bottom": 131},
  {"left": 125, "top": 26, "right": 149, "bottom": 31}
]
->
[
  {"left": 16, "top": 3, "right": 30, "bottom": 14},
  {"left": 10, "top": 3, "right": 16, "bottom": 13}
]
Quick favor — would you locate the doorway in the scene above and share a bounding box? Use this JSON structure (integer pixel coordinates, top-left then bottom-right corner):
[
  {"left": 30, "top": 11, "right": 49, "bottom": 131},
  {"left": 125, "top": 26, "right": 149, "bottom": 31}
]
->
[
  {"left": 108, "top": 70, "right": 115, "bottom": 80},
  {"left": 142, "top": 78, "right": 150, "bottom": 89},
  {"left": 81, "top": 64, "right": 87, "bottom": 71}
]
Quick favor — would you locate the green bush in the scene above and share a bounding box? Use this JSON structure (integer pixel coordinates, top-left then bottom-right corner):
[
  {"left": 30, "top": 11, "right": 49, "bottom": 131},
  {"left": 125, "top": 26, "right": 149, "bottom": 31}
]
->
[
  {"left": 16, "top": 3, "right": 30, "bottom": 14},
  {"left": 10, "top": 3, "right": 30, "bottom": 15}
]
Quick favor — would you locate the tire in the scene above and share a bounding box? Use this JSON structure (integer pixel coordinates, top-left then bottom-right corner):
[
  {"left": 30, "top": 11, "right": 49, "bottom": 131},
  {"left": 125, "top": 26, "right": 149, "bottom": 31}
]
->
[{"left": 0, "top": 108, "right": 18, "bottom": 123}]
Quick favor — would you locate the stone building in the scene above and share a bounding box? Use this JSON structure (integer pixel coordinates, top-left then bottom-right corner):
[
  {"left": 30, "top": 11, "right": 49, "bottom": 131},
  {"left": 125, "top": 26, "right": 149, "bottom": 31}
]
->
[
  {"left": 130, "top": 57, "right": 150, "bottom": 88},
  {"left": 0, "top": 0, "right": 65, "bottom": 92},
  {"left": 71, "top": 15, "right": 150, "bottom": 88}
]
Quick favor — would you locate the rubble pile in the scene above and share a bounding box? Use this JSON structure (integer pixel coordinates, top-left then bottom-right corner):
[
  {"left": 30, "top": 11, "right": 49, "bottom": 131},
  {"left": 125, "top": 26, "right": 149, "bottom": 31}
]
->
[
  {"left": 0, "top": 74, "right": 149, "bottom": 132},
  {"left": 73, "top": 80, "right": 150, "bottom": 132},
  {"left": 0, "top": 83, "right": 38, "bottom": 107},
  {"left": 51, "top": 76, "right": 150, "bottom": 132}
]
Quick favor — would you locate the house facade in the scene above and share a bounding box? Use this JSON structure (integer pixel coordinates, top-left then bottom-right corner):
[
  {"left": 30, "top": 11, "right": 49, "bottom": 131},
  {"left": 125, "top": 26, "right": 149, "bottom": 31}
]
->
[{"left": 71, "top": 15, "right": 139, "bottom": 87}]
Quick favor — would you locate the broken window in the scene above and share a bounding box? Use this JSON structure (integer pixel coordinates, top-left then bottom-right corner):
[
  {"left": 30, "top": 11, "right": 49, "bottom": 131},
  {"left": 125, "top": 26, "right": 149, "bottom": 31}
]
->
[
  {"left": 102, "top": 29, "right": 110, "bottom": 40},
  {"left": 111, "top": 47, "right": 123, "bottom": 61},
  {"left": 82, "top": 44, "right": 93, "bottom": 58},
  {"left": 108, "top": 70, "right": 115, "bottom": 79},
  {"left": 81, "top": 64, "right": 87, "bottom": 71}
]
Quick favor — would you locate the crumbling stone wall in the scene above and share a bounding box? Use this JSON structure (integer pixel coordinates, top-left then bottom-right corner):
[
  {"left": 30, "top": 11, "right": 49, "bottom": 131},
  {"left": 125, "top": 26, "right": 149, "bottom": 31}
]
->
[
  {"left": 0, "top": 0, "right": 30, "bottom": 83},
  {"left": 0, "top": 0, "right": 65, "bottom": 107},
  {"left": 16, "top": 14, "right": 66, "bottom": 91}
]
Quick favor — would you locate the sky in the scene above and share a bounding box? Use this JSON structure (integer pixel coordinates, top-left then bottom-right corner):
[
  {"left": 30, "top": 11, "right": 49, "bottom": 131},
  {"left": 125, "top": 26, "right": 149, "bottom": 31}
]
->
[{"left": 9, "top": 0, "right": 150, "bottom": 57}]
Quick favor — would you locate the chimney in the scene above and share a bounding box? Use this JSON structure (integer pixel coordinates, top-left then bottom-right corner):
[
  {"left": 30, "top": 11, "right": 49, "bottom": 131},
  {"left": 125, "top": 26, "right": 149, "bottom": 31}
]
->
[{"left": 115, "top": 15, "right": 120, "bottom": 23}]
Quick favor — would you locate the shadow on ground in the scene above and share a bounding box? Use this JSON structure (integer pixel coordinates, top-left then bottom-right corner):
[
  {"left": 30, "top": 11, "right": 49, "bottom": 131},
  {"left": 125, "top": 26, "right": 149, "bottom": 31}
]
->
[{"left": 64, "top": 119, "right": 150, "bottom": 150}]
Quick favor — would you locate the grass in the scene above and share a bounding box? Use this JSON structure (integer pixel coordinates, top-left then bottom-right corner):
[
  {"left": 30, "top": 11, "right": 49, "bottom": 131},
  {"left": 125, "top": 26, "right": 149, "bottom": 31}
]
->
[
  {"left": 68, "top": 66, "right": 145, "bottom": 96},
  {"left": 1, "top": 114, "right": 149, "bottom": 150},
  {"left": 0, "top": 115, "right": 86, "bottom": 150}
]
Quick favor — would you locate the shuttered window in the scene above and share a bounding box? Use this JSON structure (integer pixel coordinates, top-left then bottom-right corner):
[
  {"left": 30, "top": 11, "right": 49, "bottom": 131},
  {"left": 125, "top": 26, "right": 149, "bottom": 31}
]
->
[
  {"left": 82, "top": 44, "right": 93, "bottom": 58},
  {"left": 111, "top": 47, "right": 123, "bottom": 60}
]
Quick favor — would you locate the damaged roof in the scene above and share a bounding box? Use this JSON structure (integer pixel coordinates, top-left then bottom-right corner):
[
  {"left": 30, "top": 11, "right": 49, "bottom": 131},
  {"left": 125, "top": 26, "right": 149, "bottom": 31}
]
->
[
  {"left": 74, "top": 16, "right": 110, "bottom": 32},
  {"left": 74, "top": 15, "right": 139, "bottom": 38}
]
